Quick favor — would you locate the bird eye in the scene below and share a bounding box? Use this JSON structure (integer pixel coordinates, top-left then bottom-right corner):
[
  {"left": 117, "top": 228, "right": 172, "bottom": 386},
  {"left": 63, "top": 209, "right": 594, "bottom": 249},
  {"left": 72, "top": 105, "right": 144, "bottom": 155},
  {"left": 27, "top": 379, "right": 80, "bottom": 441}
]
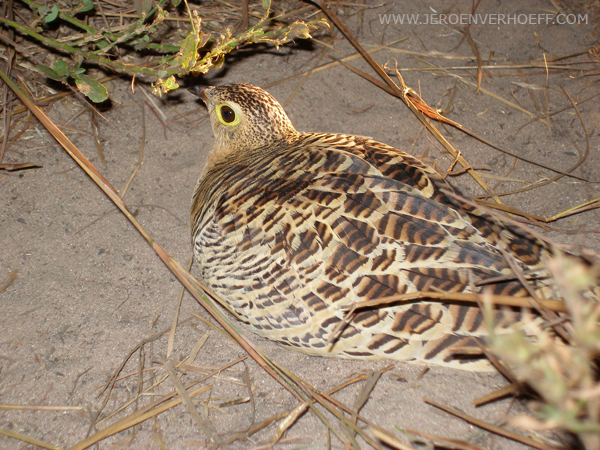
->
[
  {"left": 220, "top": 106, "right": 235, "bottom": 123},
  {"left": 217, "top": 104, "right": 238, "bottom": 125}
]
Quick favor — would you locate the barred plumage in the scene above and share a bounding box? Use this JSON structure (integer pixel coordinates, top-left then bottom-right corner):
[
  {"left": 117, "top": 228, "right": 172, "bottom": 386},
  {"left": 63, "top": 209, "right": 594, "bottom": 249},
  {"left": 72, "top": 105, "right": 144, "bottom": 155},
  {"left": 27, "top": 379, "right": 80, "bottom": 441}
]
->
[{"left": 190, "top": 83, "right": 559, "bottom": 371}]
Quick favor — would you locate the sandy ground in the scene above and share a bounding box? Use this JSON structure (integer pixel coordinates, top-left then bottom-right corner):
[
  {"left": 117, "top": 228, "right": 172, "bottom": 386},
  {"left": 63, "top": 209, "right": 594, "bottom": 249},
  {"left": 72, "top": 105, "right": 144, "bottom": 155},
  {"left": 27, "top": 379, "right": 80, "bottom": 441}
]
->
[{"left": 1, "top": 1, "right": 600, "bottom": 449}]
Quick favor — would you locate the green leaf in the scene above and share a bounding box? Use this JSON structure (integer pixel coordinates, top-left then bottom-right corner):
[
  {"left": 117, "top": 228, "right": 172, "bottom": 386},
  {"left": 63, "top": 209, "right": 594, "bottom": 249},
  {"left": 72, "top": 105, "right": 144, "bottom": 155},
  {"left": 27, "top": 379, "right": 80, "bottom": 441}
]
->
[
  {"left": 171, "top": 0, "right": 181, "bottom": 6},
  {"left": 163, "top": 76, "right": 179, "bottom": 91},
  {"left": 53, "top": 60, "right": 69, "bottom": 77},
  {"left": 179, "top": 31, "right": 198, "bottom": 69},
  {"left": 159, "top": 54, "right": 177, "bottom": 65},
  {"left": 36, "top": 6, "right": 49, "bottom": 17},
  {"left": 132, "top": 35, "right": 151, "bottom": 49},
  {"left": 37, "top": 64, "right": 62, "bottom": 81},
  {"left": 161, "top": 44, "right": 180, "bottom": 52},
  {"left": 199, "top": 32, "right": 211, "bottom": 48},
  {"left": 141, "top": 0, "right": 153, "bottom": 15},
  {"left": 153, "top": 76, "right": 180, "bottom": 95},
  {"left": 287, "top": 22, "right": 311, "bottom": 40},
  {"left": 213, "top": 54, "right": 225, "bottom": 71},
  {"left": 73, "top": 74, "right": 109, "bottom": 103},
  {"left": 262, "top": 0, "right": 271, "bottom": 11},
  {"left": 73, "top": 68, "right": 85, "bottom": 75},
  {"left": 97, "top": 40, "right": 109, "bottom": 49},
  {"left": 44, "top": 5, "right": 60, "bottom": 23},
  {"left": 79, "top": 0, "right": 94, "bottom": 12}
]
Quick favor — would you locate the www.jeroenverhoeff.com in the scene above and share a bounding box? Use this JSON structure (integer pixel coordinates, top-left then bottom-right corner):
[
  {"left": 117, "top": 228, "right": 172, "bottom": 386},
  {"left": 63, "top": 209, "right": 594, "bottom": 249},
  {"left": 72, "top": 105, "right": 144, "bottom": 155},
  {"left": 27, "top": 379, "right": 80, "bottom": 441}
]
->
[{"left": 378, "top": 13, "right": 589, "bottom": 26}]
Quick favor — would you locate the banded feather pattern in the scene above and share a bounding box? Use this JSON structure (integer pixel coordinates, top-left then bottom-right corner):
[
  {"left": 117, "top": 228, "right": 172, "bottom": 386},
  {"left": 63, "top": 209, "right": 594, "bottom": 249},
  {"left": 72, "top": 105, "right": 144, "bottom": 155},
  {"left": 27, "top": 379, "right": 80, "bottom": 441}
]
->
[{"left": 190, "top": 83, "right": 559, "bottom": 371}]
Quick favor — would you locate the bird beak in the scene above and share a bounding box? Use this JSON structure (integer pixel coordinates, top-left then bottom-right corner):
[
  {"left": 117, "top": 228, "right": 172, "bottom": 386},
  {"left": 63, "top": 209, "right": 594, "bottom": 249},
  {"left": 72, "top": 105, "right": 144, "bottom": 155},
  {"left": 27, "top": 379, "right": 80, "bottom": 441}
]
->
[{"left": 188, "top": 85, "right": 212, "bottom": 101}]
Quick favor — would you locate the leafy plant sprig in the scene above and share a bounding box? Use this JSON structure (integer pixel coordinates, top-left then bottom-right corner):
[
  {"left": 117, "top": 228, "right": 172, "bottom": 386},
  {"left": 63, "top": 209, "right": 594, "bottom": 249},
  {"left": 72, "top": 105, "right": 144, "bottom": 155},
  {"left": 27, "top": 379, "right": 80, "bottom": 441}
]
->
[
  {"left": 0, "top": 0, "right": 327, "bottom": 102},
  {"left": 154, "top": 0, "right": 325, "bottom": 94},
  {"left": 486, "top": 253, "right": 600, "bottom": 449}
]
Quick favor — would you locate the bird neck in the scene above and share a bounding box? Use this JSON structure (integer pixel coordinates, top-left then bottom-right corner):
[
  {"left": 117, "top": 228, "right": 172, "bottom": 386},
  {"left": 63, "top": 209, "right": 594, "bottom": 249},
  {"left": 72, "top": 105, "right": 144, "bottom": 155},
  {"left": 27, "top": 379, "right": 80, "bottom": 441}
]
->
[{"left": 200, "top": 131, "right": 301, "bottom": 179}]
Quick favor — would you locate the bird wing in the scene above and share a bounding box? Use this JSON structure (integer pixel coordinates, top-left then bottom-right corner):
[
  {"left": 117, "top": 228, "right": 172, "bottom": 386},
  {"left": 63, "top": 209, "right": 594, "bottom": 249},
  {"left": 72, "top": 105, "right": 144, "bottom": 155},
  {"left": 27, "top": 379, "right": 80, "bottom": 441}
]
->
[{"left": 192, "top": 133, "right": 547, "bottom": 369}]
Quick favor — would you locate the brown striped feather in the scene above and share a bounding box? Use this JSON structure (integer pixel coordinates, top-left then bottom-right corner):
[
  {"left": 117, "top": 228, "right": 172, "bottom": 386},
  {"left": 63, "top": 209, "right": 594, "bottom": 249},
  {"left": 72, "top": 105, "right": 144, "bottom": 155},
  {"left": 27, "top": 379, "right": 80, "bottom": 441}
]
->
[{"left": 190, "top": 83, "right": 593, "bottom": 371}]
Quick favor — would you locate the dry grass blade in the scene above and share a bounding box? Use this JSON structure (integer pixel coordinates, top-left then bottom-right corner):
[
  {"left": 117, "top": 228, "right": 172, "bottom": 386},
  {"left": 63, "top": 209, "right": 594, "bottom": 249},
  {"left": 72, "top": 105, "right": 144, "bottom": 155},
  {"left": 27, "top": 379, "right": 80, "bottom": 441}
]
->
[
  {"left": 167, "top": 255, "right": 193, "bottom": 359},
  {"left": 329, "top": 55, "right": 463, "bottom": 129},
  {"left": 162, "top": 360, "right": 217, "bottom": 442},
  {"left": 546, "top": 196, "right": 600, "bottom": 221},
  {"left": 0, "top": 270, "right": 18, "bottom": 293},
  {"left": 0, "top": 405, "right": 83, "bottom": 411},
  {"left": 220, "top": 411, "right": 289, "bottom": 446},
  {"left": 272, "top": 362, "right": 395, "bottom": 449},
  {"left": 0, "top": 15, "right": 15, "bottom": 166},
  {"left": 241, "top": 362, "right": 255, "bottom": 424},
  {"left": 89, "top": 109, "right": 106, "bottom": 169},
  {"left": 476, "top": 341, "right": 520, "bottom": 385},
  {"left": 329, "top": 290, "right": 565, "bottom": 348},
  {"left": 104, "top": 356, "right": 245, "bottom": 422},
  {"left": 0, "top": 162, "right": 39, "bottom": 171},
  {"left": 340, "top": 291, "right": 565, "bottom": 316},
  {"left": 272, "top": 372, "right": 370, "bottom": 445},
  {"left": 475, "top": 197, "right": 600, "bottom": 224},
  {"left": 0, "top": 428, "right": 64, "bottom": 450},
  {"left": 119, "top": 101, "right": 145, "bottom": 198},
  {"left": 448, "top": 69, "right": 537, "bottom": 118},
  {"left": 183, "top": 333, "right": 208, "bottom": 365},
  {"left": 91, "top": 321, "right": 191, "bottom": 430},
  {"left": 404, "top": 428, "right": 488, "bottom": 450},
  {"left": 190, "top": 311, "right": 239, "bottom": 343},
  {"left": 262, "top": 37, "right": 408, "bottom": 89},
  {"left": 517, "top": 92, "right": 600, "bottom": 132},
  {"left": 391, "top": 60, "right": 600, "bottom": 73},
  {"left": 69, "top": 384, "right": 211, "bottom": 450},
  {"left": 423, "top": 398, "right": 554, "bottom": 450},
  {"left": 266, "top": 364, "right": 359, "bottom": 448},
  {"left": 461, "top": 29, "right": 484, "bottom": 93},
  {"left": 472, "top": 383, "right": 522, "bottom": 407},
  {"left": 402, "top": 59, "right": 595, "bottom": 184},
  {"left": 370, "top": 426, "right": 413, "bottom": 450},
  {"left": 351, "top": 369, "right": 382, "bottom": 434},
  {"left": 96, "top": 322, "right": 182, "bottom": 399}
]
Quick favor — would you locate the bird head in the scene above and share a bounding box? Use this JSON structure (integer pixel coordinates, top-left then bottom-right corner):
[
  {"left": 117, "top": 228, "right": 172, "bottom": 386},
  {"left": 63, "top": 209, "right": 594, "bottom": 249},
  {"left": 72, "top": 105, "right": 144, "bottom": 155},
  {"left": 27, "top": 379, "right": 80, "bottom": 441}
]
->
[{"left": 190, "top": 83, "right": 299, "bottom": 158}]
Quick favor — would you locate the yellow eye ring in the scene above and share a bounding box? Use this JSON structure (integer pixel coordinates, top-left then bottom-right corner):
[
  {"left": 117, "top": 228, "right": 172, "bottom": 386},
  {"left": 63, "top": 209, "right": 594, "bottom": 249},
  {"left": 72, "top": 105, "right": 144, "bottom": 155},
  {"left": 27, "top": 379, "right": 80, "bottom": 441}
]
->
[{"left": 216, "top": 104, "right": 240, "bottom": 126}]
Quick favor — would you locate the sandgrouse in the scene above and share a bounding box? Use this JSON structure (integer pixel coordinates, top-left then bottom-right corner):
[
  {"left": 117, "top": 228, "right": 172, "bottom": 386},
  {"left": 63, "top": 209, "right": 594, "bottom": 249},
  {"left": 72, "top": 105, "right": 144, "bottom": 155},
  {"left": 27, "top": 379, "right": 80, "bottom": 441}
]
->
[{"left": 189, "top": 82, "right": 572, "bottom": 371}]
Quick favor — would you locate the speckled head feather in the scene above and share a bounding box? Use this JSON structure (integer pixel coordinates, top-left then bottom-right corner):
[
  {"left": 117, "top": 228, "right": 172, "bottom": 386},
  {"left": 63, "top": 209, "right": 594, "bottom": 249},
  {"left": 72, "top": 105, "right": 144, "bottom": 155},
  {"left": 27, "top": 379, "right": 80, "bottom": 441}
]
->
[
  {"left": 190, "top": 83, "right": 588, "bottom": 371},
  {"left": 194, "top": 83, "right": 299, "bottom": 161}
]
